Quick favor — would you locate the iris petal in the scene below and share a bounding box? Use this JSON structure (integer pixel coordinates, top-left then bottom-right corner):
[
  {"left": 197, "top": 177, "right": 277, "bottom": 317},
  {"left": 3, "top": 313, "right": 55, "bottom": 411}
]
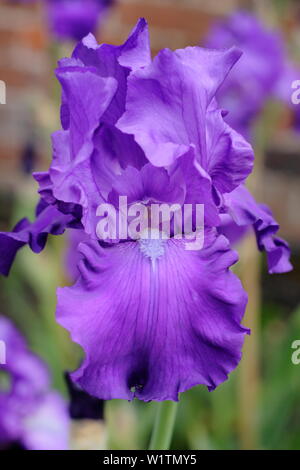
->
[
  {"left": 223, "top": 185, "right": 292, "bottom": 273},
  {"left": 0, "top": 203, "right": 75, "bottom": 276},
  {"left": 117, "top": 45, "right": 246, "bottom": 175},
  {"left": 57, "top": 231, "right": 248, "bottom": 401}
]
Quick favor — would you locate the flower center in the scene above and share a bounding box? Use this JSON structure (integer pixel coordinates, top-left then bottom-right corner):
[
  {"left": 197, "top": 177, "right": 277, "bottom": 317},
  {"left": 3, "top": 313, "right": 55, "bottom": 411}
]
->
[{"left": 138, "top": 228, "right": 165, "bottom": 269}]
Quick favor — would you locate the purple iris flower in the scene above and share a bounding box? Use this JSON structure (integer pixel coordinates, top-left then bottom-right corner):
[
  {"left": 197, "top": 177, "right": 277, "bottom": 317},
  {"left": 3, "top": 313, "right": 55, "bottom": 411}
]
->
[
  {"left": 0, "top": 317, "right": 69, "bottom": 450},
  {"left": 51, "top": 20, "right": 252, "bottom": 401},
  {"left": 0, "top": 19, "right": 292, "bottom": 402},
  {"left": 205, "top": 11, "right": 299, "bottom": 138},
  {"left": 46, "top": 0, "right": 115, "bottom": 42}
]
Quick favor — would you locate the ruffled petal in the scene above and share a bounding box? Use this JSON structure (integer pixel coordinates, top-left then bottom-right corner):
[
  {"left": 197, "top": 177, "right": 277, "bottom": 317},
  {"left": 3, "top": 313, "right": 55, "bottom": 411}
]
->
[
  {"left": 173, "top": 150, "right": 220, "bottom": 227},
  {"left": 65, "top": 229, "right": 90, "bottom": 281},
  {"left": 41, "top": 20, "right": 151, "bottom": 236},
  {"left": 218, "top": 213, "right": 249, "bottom": 246},
  {"left": 33, "top": 172, "right": 56, "bottom": 205},
  {"left": 47, "top": 127, "right": 147, "bottom": 237},
  {"left": 33, "top": 65, "right": 120, "bottom": 233},
  {"left": 224, "top": 185, "right": 292, "bottom": 273},
  {"left": 71, "top": 18, "right": 151, "bottom": 124},
  {"left": 117, "top": 46, "right": 241, "bottom": 169},
  {"left": 57, "top": 231, "right": 248, "bottom": 402},
  {"left": 55, "top": 67, "right": 117, "bottom": 156},
  {"left": 0, "top": 202, "right": 74, "bottom": 276},
  {"left": 107, "top": 163, "right": 186, "bottom": 207},
  {"left": 73, "top": 18, "right": 151, "bottom": 71},
  {"left": 206, "top": 104, "right": 254, "bottom": 192},
  {"left": 91, "top": 125, "right": 147, "bottom": 194}
]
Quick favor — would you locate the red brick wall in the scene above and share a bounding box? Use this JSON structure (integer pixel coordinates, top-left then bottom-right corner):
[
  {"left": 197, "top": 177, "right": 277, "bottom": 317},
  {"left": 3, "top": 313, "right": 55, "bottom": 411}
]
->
[
  {"left": 0, "top": 2, "right": 48, "bottom": 179},
  {"left": 101, "top": 0, "right": 244, "bottom": 53}
]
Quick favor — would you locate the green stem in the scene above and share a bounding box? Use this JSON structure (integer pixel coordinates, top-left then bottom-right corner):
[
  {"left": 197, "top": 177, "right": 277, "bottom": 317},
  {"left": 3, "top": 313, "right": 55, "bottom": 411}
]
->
[{"left": 149, "top": 401, "right": 178, "bottom": 450}]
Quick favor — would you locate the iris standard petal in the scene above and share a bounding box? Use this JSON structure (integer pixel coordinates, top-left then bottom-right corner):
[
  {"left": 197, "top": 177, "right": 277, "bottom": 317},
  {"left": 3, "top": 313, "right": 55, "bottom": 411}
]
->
[
  {"left": 205, "top": 104, "right": 254, "bottom": 193},
  {"left": 117, "top": 46, "right": 242, "bottom": 169},
  {"left": 55, "top": 67, "right": 117, "bottom": 157},
  {"left": 71, "top": 18, "right": 151, "bottom": 125}
]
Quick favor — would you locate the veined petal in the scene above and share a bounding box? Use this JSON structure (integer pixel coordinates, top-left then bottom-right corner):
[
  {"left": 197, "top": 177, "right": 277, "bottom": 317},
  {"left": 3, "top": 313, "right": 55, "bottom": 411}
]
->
[
  {"left": 57, "top": 231, "right": 248, "bottom": 402},
  {"left": 48, "top": 127, "right": 147, "bottom": 237},
  {"left": 73, "top": 18, "right": 151, "bottom": 71},
  {"left": 71, "top": 18, "right": 151, "bottom": 125},
  {"left": 55, "top": 67, "right": 117, "bottom": 157},
  {"left": 206, "top": 104, "right": 254, "bottom": 192},
  {"left": 65, "top": 229, "right": 90, "bottom": 281},
  {"left": 218, "top": 213, "right": 249, "bottom": 245},
  {"left": 173, "top": 150, "right": 220, "bottom": 227},
  {"left": 117, "top": 46, "right": 241, "bottom": 168},
  {"left": 45, "top": 22, "right": 151, "bottom": 236},
  {"left": 107, "top": 163, "right": 186, "bottom": 207}
]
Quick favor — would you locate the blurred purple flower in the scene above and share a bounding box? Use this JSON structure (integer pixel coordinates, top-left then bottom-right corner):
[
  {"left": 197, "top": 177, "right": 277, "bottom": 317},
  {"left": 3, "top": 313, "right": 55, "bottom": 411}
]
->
[
  {"left": 0, "top": 19, "right": 292, "bottom": 402},
  {"left": 205, "top": 11, "right": 299, "bottom": 138},
  {"left": 0, "top": 317, "right": 69, "bottom": 450},
  {"left": 46, "top": 0, "right": 115, "bottom": 42}
]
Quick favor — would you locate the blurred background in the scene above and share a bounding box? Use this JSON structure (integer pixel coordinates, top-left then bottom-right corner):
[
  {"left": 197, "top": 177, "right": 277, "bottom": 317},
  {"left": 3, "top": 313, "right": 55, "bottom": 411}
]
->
[{"left": 0, "top": 0, "right": 300, "bottom": 450}]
